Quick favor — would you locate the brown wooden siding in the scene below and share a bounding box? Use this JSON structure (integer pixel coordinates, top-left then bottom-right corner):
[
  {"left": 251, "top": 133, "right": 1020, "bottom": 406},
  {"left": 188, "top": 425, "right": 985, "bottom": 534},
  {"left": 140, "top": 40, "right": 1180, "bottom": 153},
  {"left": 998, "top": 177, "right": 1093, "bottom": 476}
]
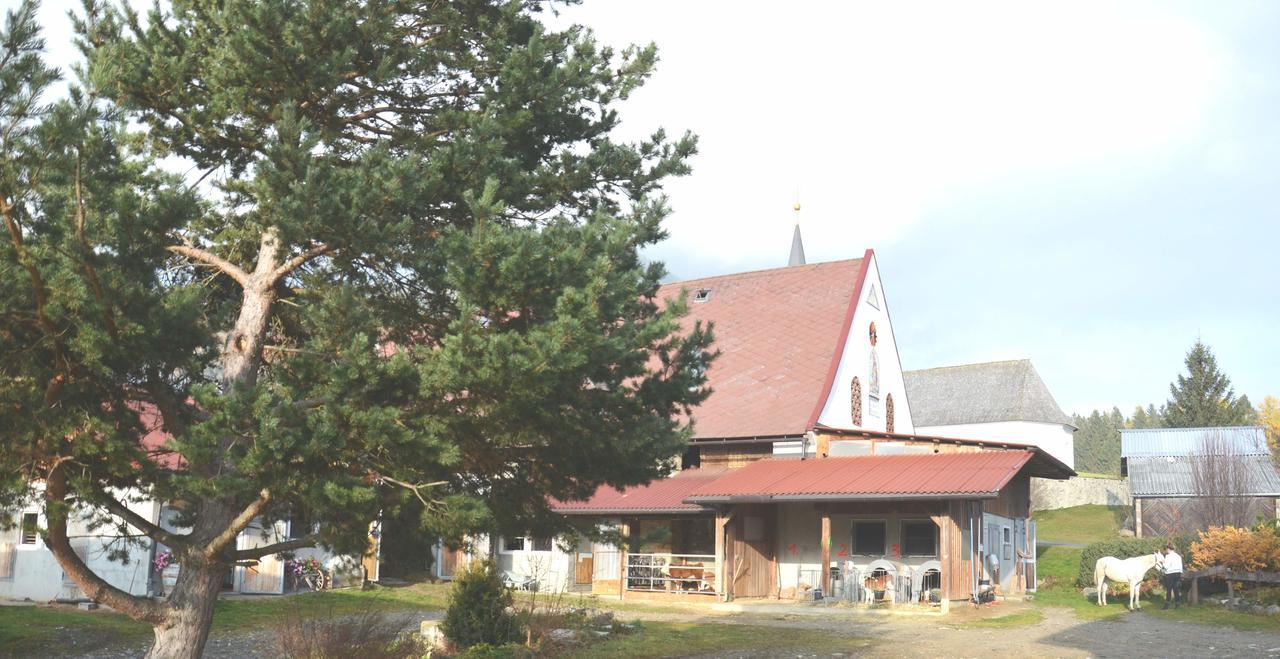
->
[
  {"left": 729, "top": 504, "right": 775, "bottom": 597},
  {"left": 986, "top": 473, "right": 1031, "bottom": 519},
  {"left": 1138, "top": 496, "right": 1278, "bottom": 537},
  {"left": 700, "top": 444, "right": 772, "bottom": 469}
]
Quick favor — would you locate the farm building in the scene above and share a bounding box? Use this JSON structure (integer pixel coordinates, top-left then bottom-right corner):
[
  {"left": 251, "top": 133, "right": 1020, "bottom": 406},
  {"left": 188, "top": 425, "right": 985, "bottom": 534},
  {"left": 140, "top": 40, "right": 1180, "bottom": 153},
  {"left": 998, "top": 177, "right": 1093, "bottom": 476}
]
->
[
  {"left": 437, "top": 246, "right": 1074, "bottom": 607},
  {"left": 903, "top": 360, "right": 1076, "bottom": 470},
  {"left": 0, "top": 407, "right": 375, "bottom": 602},
  {"left": 1122, "top": 426, "right": 1280, "bottom": 537}
]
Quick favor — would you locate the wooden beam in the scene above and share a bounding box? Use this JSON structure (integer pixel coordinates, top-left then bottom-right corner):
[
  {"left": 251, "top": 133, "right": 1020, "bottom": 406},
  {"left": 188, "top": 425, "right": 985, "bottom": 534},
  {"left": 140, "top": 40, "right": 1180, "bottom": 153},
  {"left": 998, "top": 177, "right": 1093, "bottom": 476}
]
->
[
  {"left": 1135, "top": 499, "right": 1143, "bottom": 538},
  {"left": 714, "top": 512, "right": 728, "bottom": 598},
  {"left": 619, "top": 519, "right": 631, "bottom": 600},
  {"left": 820, "top": 508, "right": 831, "bottom": 597}
]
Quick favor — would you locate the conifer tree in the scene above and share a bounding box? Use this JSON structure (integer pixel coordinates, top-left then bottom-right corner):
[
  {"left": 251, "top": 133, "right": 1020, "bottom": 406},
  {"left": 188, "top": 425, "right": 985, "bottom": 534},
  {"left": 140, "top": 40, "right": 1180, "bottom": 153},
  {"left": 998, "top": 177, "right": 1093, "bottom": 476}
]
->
[
  {"left": 1164, "top": 340, "right": 1251, "bottom": 428},
  {"left": 1, "top": 1, "right": 713, "bottom": 656}
]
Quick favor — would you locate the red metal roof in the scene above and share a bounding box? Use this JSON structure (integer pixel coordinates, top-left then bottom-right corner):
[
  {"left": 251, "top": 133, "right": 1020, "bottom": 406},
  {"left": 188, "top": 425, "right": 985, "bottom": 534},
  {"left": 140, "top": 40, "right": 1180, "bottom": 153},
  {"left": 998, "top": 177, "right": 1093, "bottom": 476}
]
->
[
  {"left": 659, "top": 257, "right": 868, "bottom": 439},
  {"left": 685, "top": 451, "right": 1035, "bottom": 502},
  {"left": 551, "top": 468, "right": 727, "bottom": 514}
]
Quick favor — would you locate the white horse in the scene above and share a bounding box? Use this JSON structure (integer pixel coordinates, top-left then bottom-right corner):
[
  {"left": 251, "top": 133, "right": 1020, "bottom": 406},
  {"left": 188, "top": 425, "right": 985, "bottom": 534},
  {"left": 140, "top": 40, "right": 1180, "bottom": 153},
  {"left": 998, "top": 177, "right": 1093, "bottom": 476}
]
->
[{"left": 1095, "top": 552, "right": 1162, "bottom": 610}]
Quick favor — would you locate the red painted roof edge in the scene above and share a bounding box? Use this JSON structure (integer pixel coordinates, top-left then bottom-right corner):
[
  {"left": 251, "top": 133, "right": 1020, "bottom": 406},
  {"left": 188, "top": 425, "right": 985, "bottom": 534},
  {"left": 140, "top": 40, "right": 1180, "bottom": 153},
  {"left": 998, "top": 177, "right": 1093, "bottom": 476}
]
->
[
  {"left": 988, "top": 450, "right": 1036, "bottom": 493},
  {"left": 805, "top": 248, "right": 874, "bottom": 429}
]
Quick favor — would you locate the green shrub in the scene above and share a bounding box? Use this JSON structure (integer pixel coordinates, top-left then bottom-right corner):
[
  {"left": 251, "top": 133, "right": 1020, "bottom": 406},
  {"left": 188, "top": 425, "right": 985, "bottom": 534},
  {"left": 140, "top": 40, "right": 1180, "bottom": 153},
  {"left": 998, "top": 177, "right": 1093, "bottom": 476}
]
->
[
  {"left": 1076, "top": 536, "right": 1194, "bottom": 588},
  {"left": 442, "top": 559, "right": 521, "bottom": 649}
]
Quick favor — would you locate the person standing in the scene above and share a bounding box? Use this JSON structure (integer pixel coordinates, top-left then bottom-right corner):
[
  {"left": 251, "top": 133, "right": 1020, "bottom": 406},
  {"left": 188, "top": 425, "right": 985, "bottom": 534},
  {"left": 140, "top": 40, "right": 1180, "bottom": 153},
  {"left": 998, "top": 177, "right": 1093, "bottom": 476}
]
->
[{"left": 1161, "top": 543, "right": 1183, "bottom": 609}]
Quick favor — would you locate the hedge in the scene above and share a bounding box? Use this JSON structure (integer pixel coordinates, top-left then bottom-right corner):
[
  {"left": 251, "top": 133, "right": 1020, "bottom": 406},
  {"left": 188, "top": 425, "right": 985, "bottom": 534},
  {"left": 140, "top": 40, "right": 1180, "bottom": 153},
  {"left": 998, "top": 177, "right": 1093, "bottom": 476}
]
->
[{"left": 1076, "top": 536, "right": 1195, "bottom": 588}]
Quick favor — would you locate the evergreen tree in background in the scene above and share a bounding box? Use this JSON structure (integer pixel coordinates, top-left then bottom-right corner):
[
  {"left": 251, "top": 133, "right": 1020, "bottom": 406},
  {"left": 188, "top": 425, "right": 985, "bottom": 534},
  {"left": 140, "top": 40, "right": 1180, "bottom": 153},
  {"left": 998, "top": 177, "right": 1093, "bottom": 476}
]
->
[
  {"left": 1164, "top": 340, "right": 1254, "bottom": 428},
  {"left": 1071, "top": 407, "right": 1125, "bottom": 474},
  {"left": 1129, "top": 404, "right": 1163, "bottom": 429},
  {"left": 0, "top": 1, "right": 713, "bottom": 656}
]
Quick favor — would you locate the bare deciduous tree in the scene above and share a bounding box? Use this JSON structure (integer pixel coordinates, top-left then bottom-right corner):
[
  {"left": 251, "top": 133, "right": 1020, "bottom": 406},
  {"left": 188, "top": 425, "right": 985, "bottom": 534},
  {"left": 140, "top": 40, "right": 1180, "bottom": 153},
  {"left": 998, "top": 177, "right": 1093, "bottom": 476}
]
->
[{"left": 1190, "top": 431, "right": 1259, "bottom": 529}]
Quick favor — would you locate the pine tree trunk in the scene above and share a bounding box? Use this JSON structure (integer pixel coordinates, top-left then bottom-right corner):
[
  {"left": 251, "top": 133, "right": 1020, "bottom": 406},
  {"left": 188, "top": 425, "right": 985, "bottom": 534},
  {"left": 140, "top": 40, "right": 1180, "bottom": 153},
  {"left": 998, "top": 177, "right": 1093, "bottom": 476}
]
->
[{"left": 143, "top": 557, "right": 227, "bottom": 659}]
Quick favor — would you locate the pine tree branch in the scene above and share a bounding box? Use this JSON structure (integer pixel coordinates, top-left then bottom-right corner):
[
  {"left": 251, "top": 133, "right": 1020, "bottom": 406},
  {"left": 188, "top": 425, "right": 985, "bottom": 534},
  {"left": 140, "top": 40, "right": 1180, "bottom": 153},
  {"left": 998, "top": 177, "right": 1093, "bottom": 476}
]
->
[
  {"left": 97, "top": 495, "right": 191, "bottom": 550},
  {"left": 203, "top": 489, "right": 270, "bottom": 558},
  {"left": 268, "top": 243, "right": 331, "bottom": 285},
  {"left": 166, "top": 244, "right": 250, "bottom": 287},
  {"left": 45, "top": 461, "right": 169, "bottom": 625},
  {"left": 231, "top": 536, "right": 317, "bottom": 561}
]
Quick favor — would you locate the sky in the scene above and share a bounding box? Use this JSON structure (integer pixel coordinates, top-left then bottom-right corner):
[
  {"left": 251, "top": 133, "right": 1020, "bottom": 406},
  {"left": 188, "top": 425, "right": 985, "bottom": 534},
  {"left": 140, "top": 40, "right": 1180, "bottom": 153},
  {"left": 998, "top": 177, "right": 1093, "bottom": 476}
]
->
[{"left": 30, "top": 0, "right": 1279, "bottom": 416}]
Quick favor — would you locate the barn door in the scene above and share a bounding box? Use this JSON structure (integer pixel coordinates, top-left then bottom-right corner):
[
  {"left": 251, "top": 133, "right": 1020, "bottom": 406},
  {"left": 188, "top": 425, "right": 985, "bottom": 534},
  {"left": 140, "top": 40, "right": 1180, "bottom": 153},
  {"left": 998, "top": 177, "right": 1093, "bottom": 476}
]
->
[
  {"left": 439, "top": 546, "right": 461, "bottom": 579},
  {"left": 732, "top": 508, "right": 774, "bottom": 597},
  {"left": 238, "top": 526, "right": 285, "bottom": 594},
  {"left": 575, "top": 551, "right": 594, "bottom": 585}
]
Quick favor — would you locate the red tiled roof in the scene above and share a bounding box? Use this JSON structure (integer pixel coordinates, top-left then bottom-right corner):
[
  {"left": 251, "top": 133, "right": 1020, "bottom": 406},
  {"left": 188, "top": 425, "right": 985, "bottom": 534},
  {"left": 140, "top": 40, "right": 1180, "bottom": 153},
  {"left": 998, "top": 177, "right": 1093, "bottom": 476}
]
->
[
  {"left": 660, "top": 257, "right": 868, "bottom": 439},
  {"left": 551, "top": 468, "right": 727, "bottom": 514},
  {"left": 685, "top": 451, "right": 1035, "bottom": 502},
  {"left": 129, "top": 401, "right": 186, "bottom": 470}
]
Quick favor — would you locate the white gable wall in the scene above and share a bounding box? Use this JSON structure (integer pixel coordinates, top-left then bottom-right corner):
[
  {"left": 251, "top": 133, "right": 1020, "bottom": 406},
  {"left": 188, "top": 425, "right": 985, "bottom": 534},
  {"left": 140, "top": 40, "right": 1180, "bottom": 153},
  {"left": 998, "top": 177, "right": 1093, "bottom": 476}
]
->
[
  {"left": 915, "top": 420, "right": 1076, "bottom": 470},
  {"left": 816, "top": 253, "right": 914, "bottom": 434}
]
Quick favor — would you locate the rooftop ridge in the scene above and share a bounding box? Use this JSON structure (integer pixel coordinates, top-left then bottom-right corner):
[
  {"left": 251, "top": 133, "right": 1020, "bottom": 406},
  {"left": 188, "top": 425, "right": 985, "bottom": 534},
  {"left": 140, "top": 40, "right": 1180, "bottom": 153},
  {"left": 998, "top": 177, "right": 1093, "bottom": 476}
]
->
[
  {"left": 660, "top": 257, "right": 863, "bottom": 290},
  {"left": 904, "top": 359, "right": 1031, "bottom": 374},
  {"left": 1121, "top": 425, "right": 1265, "bottom": 433}
]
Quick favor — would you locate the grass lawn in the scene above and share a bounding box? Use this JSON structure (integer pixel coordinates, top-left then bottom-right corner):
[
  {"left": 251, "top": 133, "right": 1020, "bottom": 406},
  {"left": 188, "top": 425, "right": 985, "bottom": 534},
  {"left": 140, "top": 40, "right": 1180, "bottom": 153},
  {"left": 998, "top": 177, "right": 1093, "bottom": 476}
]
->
[
  {"left": 571, "top": 621, "right": 872, "bottom": 658},
  {"left": 0, "top": 582, "right": 453, "bottom": 656},
  {"left": 1033, "top": 504, "right": 1127, "bottom": 545}
]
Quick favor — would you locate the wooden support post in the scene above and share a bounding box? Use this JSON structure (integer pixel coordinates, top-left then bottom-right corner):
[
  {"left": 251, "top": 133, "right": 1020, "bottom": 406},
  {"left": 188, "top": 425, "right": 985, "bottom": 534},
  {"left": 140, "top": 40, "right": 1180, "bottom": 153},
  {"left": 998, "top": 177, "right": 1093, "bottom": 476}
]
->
[
  {"left": 1190, "top": 575, "right": 1199, "bottom": 604},
  {"left": 1135, "top": 499, "right": 1143, "bottom": 538},
  {"left": 715, "top": 512, "right": 728, "bottom": 599},
  {"left": 619, "top": 519, "right": 630, "bottom": 600},
  {"left": 820, "top": 508, "right": 831, "bottom": 597},
  {"left": 1227, "top": 578, "right": 1234, "bottom": 602}
]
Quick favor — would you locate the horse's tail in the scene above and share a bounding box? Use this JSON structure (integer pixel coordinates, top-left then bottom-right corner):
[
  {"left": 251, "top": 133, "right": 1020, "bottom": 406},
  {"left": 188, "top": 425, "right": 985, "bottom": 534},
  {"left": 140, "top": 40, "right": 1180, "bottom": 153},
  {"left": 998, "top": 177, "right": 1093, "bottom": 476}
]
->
[{"left": 1093, "top": 558, "right": 1106, "bottom": 585}]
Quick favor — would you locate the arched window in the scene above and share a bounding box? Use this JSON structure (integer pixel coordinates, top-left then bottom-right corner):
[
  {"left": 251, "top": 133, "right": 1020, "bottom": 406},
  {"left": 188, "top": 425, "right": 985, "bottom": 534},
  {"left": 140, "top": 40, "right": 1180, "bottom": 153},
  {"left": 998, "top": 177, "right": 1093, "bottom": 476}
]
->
[
  {"left": 886, "top": 393, "right": 895, "bottom": 433},
  {"left": 851, "top": 377, "right": 863, "bottom": 426}
]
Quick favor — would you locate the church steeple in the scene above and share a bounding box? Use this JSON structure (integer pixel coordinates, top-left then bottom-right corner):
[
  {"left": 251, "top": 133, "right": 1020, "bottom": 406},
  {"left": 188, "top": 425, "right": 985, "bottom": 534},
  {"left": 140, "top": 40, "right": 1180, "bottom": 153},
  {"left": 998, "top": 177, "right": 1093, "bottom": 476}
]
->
[{"left": 788, "top": 202, "right": 806, "bottom": 266}]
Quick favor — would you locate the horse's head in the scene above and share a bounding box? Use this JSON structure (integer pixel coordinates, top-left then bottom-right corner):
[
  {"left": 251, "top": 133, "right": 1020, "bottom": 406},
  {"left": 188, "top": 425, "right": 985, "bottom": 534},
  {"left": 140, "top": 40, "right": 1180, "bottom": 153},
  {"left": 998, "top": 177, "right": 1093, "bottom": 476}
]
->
[{"left": 1153, "top": 552, "right": 1164, "bottom": 569}]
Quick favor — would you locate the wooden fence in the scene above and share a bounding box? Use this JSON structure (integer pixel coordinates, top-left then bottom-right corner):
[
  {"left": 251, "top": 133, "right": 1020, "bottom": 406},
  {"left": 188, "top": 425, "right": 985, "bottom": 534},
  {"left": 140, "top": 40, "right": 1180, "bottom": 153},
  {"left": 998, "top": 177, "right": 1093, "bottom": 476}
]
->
[{"left": 1183, "top": 565, "right": 1280, "bottom": 604}]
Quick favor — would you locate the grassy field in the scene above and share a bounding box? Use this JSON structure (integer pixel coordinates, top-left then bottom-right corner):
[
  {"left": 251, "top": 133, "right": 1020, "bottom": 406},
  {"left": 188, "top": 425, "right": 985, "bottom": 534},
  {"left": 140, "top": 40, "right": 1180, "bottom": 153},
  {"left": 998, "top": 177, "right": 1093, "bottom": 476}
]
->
[
  {"left": 0, "top": 582, "right": 453, "bottom": 655},
  {"left": 1033, "top": 504, "right": 1127, "bottom": 545},
  {"left": 572, "top": 621, "right": 872, "bottom": 658}
]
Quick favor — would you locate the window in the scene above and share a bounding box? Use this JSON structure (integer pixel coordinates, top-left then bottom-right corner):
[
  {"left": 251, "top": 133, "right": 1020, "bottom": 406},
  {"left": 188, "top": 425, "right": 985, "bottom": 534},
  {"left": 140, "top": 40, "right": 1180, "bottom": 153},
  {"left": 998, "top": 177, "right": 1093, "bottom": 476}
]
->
[
  {"left": 288, "top": 510, "right": 315, "bottom": 539},
  {"left": 1002, "top": 526, "right": 1013, "bottom": 561},
  {"left": 502, "top": 536, "right": 526, "bottom": 552},
  {"left": 850, "top": 377, "right": 863, "bottom": 426},
  {"left": 531, "top": 536, "right": 553, "bottom": 552},
  {"left": 19, "top": 513, "right": 38, "bottom": 545},
  {"left": 901, "top": 521, "right": 937, "bottom": 556},
  {"left": 852, "top": 521, "right": 886, "bottom": 555}
]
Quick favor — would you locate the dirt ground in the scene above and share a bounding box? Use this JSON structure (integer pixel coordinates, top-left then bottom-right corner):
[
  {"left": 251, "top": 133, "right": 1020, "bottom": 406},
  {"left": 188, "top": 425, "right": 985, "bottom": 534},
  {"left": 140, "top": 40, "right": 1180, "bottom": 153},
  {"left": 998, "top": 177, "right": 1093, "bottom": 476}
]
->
[
  {"left": 657, "top": 602, "right": 1280, "bottom": 659},
  {"left": 57, "top": 603, "right": 1280, "bottom": 658}
]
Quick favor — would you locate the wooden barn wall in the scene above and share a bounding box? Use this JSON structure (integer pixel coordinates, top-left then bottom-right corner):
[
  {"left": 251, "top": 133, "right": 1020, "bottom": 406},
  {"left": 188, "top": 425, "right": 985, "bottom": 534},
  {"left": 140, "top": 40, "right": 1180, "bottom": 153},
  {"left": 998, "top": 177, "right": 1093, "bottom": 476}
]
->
[
  {"left": 729, "top": 504, "right": 776, "bottom": 598},
  {"left": 1139, "top": 496, "right": 1278, "bottom": 538},
  {"left": 986, "top": 473, "right": 1031, "bottom": 519},
  {"left": 700, "top": 445, "right": 772, "bottom": 469}
]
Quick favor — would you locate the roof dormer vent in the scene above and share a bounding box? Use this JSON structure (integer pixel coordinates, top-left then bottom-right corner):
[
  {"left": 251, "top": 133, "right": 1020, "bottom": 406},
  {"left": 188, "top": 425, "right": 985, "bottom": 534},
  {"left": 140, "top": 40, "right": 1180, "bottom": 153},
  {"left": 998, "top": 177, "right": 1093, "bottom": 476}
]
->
[{"left": 693, "top": 288, "right": 712, "bottom": 303}]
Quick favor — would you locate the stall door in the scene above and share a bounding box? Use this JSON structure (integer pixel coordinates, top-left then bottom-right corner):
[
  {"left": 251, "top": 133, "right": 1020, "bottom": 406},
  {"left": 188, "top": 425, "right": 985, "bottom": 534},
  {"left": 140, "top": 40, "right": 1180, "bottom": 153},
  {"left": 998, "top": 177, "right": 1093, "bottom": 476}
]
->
[
  {"left": 731, "top": 507, "right": 775, "bottom": 598},
  {"left": 575, "top": 551, "right": 594, "bottom": 585},
  {"left": 238, "top": 527, "right": 285, "bottom": 594},
  {"left": 982, "top": 512, "right": 1016, "bottom": 592},
  {"left": 439, "top": 546, "right": 462, "bottom": 580}
]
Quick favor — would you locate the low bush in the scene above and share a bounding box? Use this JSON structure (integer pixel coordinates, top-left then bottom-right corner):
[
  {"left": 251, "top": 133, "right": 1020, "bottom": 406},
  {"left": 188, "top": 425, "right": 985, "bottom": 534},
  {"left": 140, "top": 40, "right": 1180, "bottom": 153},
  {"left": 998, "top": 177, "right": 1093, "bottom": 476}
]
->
[
  {"left": 273, "top": 608, "right": 409, "bottom": 659},
  {"left": 442, "top": 559, "right": 521, "bottom": 650},
  {"left": 1076, "top": 536, "right": 1193, "bottom": 588},
  {"left": 1191, "top": 525, "right": 1280, "bottom": 573}
]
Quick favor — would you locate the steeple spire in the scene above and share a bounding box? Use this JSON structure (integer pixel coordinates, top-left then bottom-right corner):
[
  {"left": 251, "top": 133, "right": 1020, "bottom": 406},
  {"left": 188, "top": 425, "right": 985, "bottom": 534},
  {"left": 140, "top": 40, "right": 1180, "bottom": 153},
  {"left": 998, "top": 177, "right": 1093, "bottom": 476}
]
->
[{"left": 788, "top": 201, "right": 806, "bottom": 266}]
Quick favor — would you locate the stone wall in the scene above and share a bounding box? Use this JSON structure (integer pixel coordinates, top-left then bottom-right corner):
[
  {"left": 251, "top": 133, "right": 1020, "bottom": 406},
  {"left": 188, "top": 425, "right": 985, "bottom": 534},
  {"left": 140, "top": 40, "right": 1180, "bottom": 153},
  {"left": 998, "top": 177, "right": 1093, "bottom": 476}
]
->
[{"left": 1030, "top": 476, "right": 1131, "bottom": 512}]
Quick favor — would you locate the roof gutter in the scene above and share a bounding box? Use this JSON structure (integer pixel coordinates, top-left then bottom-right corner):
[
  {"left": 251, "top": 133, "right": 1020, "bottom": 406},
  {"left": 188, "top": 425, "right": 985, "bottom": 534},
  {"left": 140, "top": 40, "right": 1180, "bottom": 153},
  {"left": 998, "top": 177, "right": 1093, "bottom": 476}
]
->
[
  {"left": 553, "top": 508, "right": 713, "bottom": 515},
  {"left": 686, "top": 491, "right": 999, "bottom": 504}
]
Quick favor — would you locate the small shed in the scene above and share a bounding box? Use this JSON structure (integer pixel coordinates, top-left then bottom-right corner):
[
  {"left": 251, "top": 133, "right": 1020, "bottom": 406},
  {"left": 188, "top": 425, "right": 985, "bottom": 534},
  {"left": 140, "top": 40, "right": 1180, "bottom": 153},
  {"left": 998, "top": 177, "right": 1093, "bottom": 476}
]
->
[{"left": 1121, "top": 427, "right": 1280, "bottom": 537}]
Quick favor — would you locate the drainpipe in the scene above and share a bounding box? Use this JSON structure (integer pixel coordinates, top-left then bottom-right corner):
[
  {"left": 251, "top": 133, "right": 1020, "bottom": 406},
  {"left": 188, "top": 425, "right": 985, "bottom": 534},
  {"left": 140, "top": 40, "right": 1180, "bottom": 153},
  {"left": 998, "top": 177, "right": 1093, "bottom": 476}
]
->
[{"left": 801, "top": 431, "right": 816, "bottom": 461}]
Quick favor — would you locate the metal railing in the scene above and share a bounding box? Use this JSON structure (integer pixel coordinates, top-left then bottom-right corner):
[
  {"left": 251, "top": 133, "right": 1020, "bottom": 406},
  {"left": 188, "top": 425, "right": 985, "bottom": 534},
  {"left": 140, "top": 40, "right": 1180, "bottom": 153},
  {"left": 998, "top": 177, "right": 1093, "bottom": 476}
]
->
[{"left": 626, "top": 553, "right": 716, "bottom": 594}]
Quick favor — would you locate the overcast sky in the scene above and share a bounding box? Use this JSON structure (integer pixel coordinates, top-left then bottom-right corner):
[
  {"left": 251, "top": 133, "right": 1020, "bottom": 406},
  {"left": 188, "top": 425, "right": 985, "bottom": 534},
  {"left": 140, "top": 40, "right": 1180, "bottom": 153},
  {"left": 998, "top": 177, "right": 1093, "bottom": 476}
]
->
[{"left": 33, "top": 0, "right": 1279, "bottom": 415}]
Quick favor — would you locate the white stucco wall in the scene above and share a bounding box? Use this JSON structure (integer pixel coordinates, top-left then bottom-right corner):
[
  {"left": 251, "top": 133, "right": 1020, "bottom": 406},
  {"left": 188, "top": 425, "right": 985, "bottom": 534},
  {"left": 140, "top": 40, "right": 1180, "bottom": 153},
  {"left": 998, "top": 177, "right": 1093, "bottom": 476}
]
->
[
  {"left": 914, "top": 420, "right": 1075, "bottom": 470},
  {"left": 815, "top": 253, "right": 915, "bottom": 434},
  {"left": 774, "top": 503, "right": 945, "bottom": 597},
  {"left": 495, "top": 536, "right": 576, "bottom": 592},
  {"left": 1, "top": 493, "right": 158, "bottom": 602}
]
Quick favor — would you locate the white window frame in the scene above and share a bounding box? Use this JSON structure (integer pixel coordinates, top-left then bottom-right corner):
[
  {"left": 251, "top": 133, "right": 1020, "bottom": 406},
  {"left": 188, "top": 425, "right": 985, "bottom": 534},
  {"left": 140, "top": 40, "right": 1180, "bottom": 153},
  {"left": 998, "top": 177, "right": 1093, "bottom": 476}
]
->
[
  {"left": 18, "top": 511, "right": 39, "bottom": 547},
  {"left": 500, "top": 536, "right": 527, "bottom": 553}
]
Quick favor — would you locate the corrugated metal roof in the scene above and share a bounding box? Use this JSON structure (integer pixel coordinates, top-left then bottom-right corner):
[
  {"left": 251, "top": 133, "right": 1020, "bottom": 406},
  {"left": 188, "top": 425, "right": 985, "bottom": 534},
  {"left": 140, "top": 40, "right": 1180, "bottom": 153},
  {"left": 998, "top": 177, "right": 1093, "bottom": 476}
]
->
[
  {"left": 685, "top": 451, "right": 1033, "bottom": 502},
  {"left": 1120, "top": 426, "right": 1269, "bottom": 458},
  {"left": 551, "top": 468, "right": 726, "bottom": 514},
  {"left": 904, "top": 360, "right": 1072, "bottom": 427},
  {"left": 1128, "top": 454, "right": 1280, "bottom": 497}
]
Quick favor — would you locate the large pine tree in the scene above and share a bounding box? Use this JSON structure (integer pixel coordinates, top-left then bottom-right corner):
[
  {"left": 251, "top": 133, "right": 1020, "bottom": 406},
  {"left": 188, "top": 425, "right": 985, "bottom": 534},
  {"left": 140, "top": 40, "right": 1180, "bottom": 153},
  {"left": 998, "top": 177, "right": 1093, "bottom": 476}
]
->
[
  {"left": 0, "top": 1, "right": 714, "bottom": 656},
  {"left": 1164, "top": 340, "right": 1254, "bottom": 428}
]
